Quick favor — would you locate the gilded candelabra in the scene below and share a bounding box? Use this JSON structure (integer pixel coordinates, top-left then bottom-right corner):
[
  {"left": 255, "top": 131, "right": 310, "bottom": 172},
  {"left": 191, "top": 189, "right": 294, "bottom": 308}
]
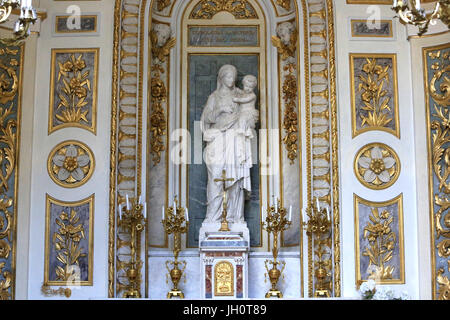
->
[
  {"left": 303, "top": 198, "right": 332, "bottom": 298},
  {"left": 162, "top": 196, "right": 189, "bottom": 299},
  {"left": 0, "top": 0, "right": 37, "bottom": 45},
  {"left": 392, "top": 0, "right": 450, "bottom": 36},
  {"left": 262, "top": 197, "right": 292, "bottom": 298},
  {"left": 118, "top": 195, "right": 146, "bottom": 298}
]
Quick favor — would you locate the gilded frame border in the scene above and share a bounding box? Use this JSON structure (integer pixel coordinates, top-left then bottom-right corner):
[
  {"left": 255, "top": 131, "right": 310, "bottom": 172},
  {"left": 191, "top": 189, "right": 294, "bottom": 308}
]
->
[
  {"left": 44, "top": 193, "right": 95, "bottom": 287},
  {"left": 354, "top": 193, "right": 405, "bottom": 286},
  {"left": 349, "top": 53, "right": 400, "bottom": 138},
  {"left": 48, "top": 48, "right": 99, "bottom": 135}
]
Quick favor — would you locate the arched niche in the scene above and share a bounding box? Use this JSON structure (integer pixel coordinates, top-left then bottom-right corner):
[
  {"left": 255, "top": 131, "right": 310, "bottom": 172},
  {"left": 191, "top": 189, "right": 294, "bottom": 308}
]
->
[{"left": 110, "top": 0, "right": 340, "bottom": 299}]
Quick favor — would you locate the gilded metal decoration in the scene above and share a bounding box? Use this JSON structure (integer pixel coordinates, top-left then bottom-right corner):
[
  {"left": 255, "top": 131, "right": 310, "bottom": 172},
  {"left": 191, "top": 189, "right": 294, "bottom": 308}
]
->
[
  {"left": 273, "top": 21, "right": 299, "bottom": 164},
  {"left": 117, "top": 196, "right": 147, "bottom": 298},
  {"left": 189, "top": 0, "right": 258, "bottom": 19},
  {"left": 262, "top": 198, "right": 292, "bottom": 298},
  {"left": 0, "top": 43, "right": 22, "bottom": 300},
  {"left": 49, "top": 48, "right": 99, "bottom": 134},
  {"left": 354, "top": 194, "right": 405, "bottom": 286},
  {"left": 363, "top": 208, "right": 396, "bottom": 280},
  {"left": 44, "top": 194, "right": 94, "bottom": 286},
  {"left": 162, "top": 196, "right": 188, "bottom": 299},
  {"left": 354, "top": 143, "right": 400, "bottom": 190},
  {"left": 214, "top": 261, "right": 234, "bottom": 296},
  {"left": 282, "top": 63, "right": 299, "bottom": 163},
  {"left": 47, "top": 141, "right": 95, "bottom": 188},
  {"left": 424, "top": 43, "right": 450, "bottom": 300},
  {"left": 149, "top": 23, "right": 174, "bottom": 165},
  {"left": 303, "top": 199, "right": 332, "bottom": 297},
  {"left": 350, "top": 54, "right": 399, "bottom": 138}
]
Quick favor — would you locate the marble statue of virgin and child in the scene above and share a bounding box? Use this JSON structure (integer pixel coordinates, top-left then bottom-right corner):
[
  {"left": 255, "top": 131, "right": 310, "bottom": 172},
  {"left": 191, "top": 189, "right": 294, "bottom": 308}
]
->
[{"left": 200, "top": 64, "right": 259, "bottom": 228}]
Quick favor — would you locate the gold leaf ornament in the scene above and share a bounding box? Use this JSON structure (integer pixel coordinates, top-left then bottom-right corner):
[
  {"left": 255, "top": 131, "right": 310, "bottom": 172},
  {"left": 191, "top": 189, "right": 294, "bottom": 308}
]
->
[{"left": 47, "top": 141, "right": 94, "bottom": 188}]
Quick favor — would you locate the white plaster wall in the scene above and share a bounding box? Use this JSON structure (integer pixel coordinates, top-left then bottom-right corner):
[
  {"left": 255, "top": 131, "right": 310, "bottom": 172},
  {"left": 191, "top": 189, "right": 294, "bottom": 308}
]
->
[
  {"left": 335, "top": 2, "right": 419, "bottom": 299},
  {"left": 26, "top": 0, "right": 114, "bottom": 299}
]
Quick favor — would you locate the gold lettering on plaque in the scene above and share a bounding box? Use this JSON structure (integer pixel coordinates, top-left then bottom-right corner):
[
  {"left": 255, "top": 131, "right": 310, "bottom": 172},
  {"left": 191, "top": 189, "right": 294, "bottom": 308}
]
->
[{"left": 214, "top": 261, "right": 234, "bottom": 296}]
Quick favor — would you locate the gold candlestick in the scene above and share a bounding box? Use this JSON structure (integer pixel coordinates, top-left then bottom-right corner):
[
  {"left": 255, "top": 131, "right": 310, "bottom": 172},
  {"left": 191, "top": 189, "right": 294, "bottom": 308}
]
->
[
  {"left": 262, "top": 198, "right": 292, "bottom": 298},
  {"left": 119, "top": 197, "right": 146, "bottom": 298},
  {"left": 303, "top": 200, "right": 332, "bottom": 298},
  {"left": 162, "top": 196, "right": 188, "bottom": 299}
]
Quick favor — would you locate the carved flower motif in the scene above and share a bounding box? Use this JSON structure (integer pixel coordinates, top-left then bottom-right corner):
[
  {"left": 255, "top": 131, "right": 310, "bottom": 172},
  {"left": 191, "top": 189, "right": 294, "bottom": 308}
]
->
[
  {"left": 151, "top": 78, "right": 166, "bottom": 100},
  {"left": 52, "top": 144, "right": 90, "bottom": 182},
  {"left": 358, "top": 146, "right": 396, "bottom": 184}
]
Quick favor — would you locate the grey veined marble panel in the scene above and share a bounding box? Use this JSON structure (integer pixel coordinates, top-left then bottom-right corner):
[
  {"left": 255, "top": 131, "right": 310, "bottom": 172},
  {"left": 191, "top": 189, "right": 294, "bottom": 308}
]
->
[{"left": 188, "top": 26, "right": 259, "bottom": 47}]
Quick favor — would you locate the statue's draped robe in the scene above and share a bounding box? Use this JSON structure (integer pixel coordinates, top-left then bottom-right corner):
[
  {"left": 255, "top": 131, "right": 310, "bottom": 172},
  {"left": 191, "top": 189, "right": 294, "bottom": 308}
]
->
[{"left": 201, "top": 88, "right": 254, "bottom": 223}]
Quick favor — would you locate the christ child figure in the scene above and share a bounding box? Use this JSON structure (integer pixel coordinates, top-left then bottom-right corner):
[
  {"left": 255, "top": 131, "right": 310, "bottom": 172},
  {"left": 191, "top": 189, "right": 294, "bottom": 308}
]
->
[
  {"left": 233, "top": 74, "right": 259, "bottom": 135},
  {"left": 232, "top": 74, "right": 259, "bottom": 167}
]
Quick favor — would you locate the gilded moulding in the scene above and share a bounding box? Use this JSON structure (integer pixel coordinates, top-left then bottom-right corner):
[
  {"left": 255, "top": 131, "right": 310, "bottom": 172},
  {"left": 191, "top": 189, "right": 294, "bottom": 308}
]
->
[
  {"left": 354, "top": 194, "right": 405, "bottom": 286},
  {"left": 350, "top": 53, "right": 400, "bottom": 138},
  {"left": 108, "top": 0, "right": 121, "bottom": 299},
  {"left": 327, "top": 0, "right": 341, "bottom": 298},
  {"left": 44, "top": 194, "right": 94, "bottom": 287},
  {"left": 354, "top": 142, "right": 400, "bottom": 190},
  {"left": 47, "top": 140, "right": 95, "bottom": 189},
  {"left": 189, "top": 0, "right": 258, "bottom": 19},
  {"left": 48, "top": 48, "right": 99, "bottom": 135},
  {"left": 0, "top": 42, "right": 23, "bottom": 300},
  {"left": 423, "top": 43, "right": 450, "bottom": 300}
]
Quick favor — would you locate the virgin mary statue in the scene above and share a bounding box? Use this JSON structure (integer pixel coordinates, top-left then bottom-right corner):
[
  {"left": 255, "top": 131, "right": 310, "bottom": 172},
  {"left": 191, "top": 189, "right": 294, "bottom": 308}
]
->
[{"left": 200, "top": 64, "right": 256, "bottom": 224}]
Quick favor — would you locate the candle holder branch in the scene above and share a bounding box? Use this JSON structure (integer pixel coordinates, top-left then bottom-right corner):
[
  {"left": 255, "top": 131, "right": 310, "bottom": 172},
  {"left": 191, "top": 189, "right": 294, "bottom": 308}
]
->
[
  {"left": 303, "top": 200, "right": 332, "bottom": 298},
  {"left": 262, "top": 198, "right": 292, "bottom": 298},
  {"left": 162, "top": 197, "right": 188, "bottom": 299},
  {"left": 118, "top": 197, "right": 146, "bottom": 298}
]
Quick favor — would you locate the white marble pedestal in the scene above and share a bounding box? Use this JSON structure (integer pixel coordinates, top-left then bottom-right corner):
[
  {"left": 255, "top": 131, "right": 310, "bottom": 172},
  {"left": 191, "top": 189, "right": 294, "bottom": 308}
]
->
[{"left": 199, "top": 223, "right": 250, "bottom": 299}]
